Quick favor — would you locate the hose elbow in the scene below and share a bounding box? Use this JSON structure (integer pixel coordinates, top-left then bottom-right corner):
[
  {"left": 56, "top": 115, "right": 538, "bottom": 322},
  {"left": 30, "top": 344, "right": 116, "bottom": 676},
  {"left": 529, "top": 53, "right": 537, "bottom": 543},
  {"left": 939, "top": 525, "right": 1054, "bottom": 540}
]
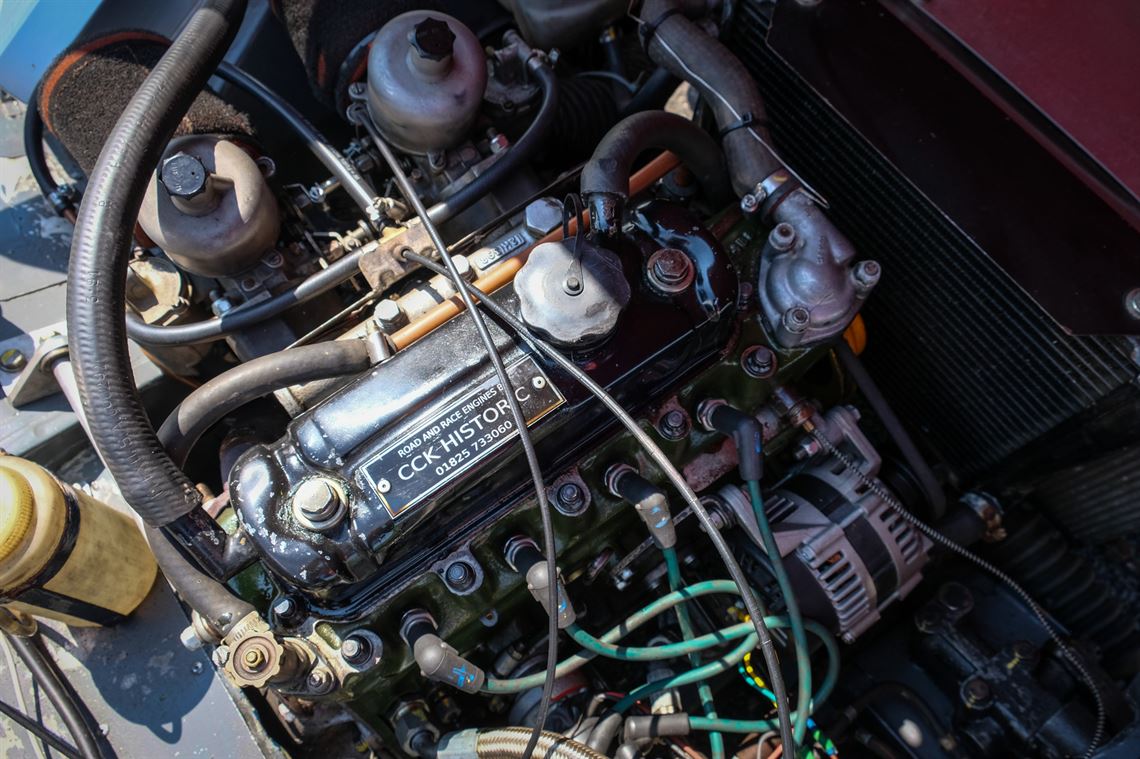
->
[{"left": 581, "top": 111, "right": 730, "bottom": 235}]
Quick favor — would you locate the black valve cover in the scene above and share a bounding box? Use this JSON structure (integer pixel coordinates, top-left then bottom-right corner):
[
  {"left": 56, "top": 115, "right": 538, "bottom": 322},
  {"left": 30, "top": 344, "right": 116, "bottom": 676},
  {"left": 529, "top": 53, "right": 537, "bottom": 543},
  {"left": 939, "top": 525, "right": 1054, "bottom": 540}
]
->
[{"left": 229, "top": 201, "right": 738, "bottom": 608}]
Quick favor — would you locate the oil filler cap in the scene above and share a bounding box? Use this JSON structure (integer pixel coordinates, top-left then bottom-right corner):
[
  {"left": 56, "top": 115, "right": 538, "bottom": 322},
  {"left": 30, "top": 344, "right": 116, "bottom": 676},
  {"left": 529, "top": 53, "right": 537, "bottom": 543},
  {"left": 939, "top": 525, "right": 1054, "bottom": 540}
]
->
[{"left": 514, "top": 238, "right": 630, "bottom": 349}]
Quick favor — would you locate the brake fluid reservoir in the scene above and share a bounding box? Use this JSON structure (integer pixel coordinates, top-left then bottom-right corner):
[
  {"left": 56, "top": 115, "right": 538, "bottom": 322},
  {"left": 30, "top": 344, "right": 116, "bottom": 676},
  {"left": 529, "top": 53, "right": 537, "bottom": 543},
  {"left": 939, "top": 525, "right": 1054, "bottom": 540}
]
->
[
  {"left": 0, "top": 456, "right": 156, "bottom": 627},
  {"left": 366, "top": 11, "right": 487, "bottom": 155}
]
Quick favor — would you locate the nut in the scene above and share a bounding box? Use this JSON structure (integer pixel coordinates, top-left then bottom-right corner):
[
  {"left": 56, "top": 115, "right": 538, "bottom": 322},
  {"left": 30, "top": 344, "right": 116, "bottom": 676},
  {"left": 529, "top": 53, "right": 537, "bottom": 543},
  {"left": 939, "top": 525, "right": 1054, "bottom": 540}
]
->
[
  {"left": 647, "top": 248, "right": 695, "bottom": 294},
  {"left": 853, "top": 260, "right": 881, "bottom": 290},
  {"left": 782, "top": 306, "right": 811, "bottom": 334}
]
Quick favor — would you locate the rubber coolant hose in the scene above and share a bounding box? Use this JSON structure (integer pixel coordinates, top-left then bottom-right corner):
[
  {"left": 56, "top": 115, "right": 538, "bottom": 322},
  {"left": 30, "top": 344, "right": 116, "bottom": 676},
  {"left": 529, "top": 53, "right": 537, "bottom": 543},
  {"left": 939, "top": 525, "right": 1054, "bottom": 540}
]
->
[
  {"left": 66, "top": 0, "right": 248, "bottom": 527},
  {"left": 639, "top": 0, "right": 783, "bottom": 196},
  {"left": 144, "top": 525, "right": 255, "bottom": 635},
  {"left": 158, "top": 340, "right": 371, "bottom": 466},
  {"left": 580, "top": 110, "right": 731, "bottom": 234}
]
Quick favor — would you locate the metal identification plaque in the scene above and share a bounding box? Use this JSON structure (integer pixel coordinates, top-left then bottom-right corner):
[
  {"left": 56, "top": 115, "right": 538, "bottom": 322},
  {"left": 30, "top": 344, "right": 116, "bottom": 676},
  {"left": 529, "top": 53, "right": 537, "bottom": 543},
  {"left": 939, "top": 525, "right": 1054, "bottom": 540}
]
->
[{"left": 360, "top": 355, "right": 564, "bottom": 518}]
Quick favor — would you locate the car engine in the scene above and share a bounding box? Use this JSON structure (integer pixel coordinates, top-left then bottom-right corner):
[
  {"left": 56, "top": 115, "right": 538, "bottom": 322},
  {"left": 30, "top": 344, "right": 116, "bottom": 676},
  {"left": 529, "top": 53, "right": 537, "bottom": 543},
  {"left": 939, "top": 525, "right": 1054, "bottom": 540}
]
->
[{"left": 2, "top": 1, "right": 1139, "bottom": 758}]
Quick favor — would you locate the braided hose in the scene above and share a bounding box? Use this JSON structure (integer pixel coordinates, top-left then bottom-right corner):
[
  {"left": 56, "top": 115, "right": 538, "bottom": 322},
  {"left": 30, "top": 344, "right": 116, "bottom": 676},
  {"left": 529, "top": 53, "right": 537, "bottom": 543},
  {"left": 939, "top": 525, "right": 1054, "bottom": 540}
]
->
[
  {"left": 456, "top": 728, "right": 607, "bottom": 759},
  {"left": 806, "top": 425, "right": 1107, "bottom": 757}
]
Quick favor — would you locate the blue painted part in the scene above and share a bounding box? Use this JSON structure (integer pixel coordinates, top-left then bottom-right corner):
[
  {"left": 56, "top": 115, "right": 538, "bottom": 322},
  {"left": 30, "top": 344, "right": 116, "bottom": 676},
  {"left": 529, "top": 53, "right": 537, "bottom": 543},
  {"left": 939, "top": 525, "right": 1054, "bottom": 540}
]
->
[{"left": 0, "top": 0, "right": 101, "bottom": 101}]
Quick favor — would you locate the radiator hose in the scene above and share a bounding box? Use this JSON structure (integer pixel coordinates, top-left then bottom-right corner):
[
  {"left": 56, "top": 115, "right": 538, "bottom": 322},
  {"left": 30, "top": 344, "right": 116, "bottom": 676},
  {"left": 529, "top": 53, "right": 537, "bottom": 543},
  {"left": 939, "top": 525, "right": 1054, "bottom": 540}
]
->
[
  {"left": 64, "top": 0, "right": 252, "bottom": 624},
  {"left": 158, "top": 340, "right": 371, "bottom": 467},
  {"left": 581, "top": 110, "right": 731, "bottom": 234},
  {"left": 66, "top": 0, "right": 246, "bottom": 527},
  {"left": 639, "top": 0, "right": 782, "bottom": 197}
]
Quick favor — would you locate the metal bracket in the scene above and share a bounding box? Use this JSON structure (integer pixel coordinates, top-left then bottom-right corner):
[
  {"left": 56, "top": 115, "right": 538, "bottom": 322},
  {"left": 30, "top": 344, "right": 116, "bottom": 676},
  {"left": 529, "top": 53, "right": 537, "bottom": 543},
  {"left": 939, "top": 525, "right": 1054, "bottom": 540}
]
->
[{"left": 6, "top": 332, "right": 68, "bottom": 407}]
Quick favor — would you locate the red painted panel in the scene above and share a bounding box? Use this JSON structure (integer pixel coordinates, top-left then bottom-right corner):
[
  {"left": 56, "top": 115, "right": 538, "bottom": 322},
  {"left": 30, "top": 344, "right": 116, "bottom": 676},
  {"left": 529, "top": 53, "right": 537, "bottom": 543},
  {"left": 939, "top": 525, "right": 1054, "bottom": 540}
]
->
[{"left": 922, "top": 0, "right": 1140, "bottom": 199}]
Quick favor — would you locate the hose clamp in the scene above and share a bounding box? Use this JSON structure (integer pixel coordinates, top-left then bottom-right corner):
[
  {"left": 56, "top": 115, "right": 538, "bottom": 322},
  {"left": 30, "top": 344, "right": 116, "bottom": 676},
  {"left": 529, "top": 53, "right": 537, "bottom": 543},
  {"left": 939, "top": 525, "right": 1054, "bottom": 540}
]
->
[{"left": 749, "top": 169, "right": 801, "bottom": 219}]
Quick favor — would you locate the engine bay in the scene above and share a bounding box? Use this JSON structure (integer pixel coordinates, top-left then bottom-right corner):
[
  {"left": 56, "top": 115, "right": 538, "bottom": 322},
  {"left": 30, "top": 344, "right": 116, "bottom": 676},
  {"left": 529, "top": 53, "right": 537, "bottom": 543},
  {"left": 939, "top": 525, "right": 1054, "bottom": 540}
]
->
[{"left": 2, "top": 1, "right": 1140, "bottom": 757}]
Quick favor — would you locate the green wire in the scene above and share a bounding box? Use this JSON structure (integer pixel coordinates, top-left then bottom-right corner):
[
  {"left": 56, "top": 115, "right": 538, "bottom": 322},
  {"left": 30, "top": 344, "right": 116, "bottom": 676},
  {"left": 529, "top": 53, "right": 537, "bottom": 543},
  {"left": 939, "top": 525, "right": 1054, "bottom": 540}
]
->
[
  {"left": 483, "top": 576, "right": 840, "bottom": 742},
  {"left": 567, "top": 620, "right": 754, "bottom": 661},
  {"left": 483, "top": 580, "right": 744, "bottom": 694},
  {"left": 688, "top": 615, "right": 842, "bottom": 736},
  {"left": 748, "top": 478, "right": 812, "bottom": 746},
  {"left": 611, "top": 616, "right": 838, "bottom": 716},
  {"left": 664, "top": 547, "right": 725, "bottom": 759},
  {"left": 684, "top": 610, "right": 848, "bottom": 738},
  {"left": 613, "top": 632, "right": 759, "bottom": 713}
]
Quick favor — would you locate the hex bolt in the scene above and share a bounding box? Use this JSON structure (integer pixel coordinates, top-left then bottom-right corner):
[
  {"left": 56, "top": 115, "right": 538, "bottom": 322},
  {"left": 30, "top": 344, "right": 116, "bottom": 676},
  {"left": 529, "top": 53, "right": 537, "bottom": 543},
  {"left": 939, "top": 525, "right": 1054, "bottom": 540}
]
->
[
  {"left": 741, "top": 345, "right": 777, "bottom": 379},
  {"left": 292, "top": 478, "right": 345, "bottom": 530},
  {"left": 0, "top": 348, "right": 27, "bottom": 373},
  {"left": 443, "top": 560, "right": 477, "bottom": 592},
  {"left": 211, "top": 298, "right": 234, "bottom": 317},
  {"left": 793, "top": 437, "right": 821, "bottom": 461},
  {"left": 769, "top": 222, "right": 797, "bottom": 251},
  {"left": 647, "top": 248, "right": 695, "bottom": 294},
  {"left": 307, "top": 668, "right": 334, "bottom": 694},
  {"left": 556, "top": 482, "right": 585, "bottom": 512},
  {"left": 240, "top": 276, "right": 259, "bottom": 293},
  {"left": 160, "top": 152, "right": 209, "bottom": 199},
  {"left": 375, "top": 299, "right": 408, "bottom": 332},
  {"left": 1125, "top": 288, "right": 1140, "bottom": 320},
  {"left": 451, "top": 255, "right": 474, "bottom": 282},
  {"left": 782, "top": 306, "right": 811, "bottom": 334},
  {"left": 1009, "top": 640, "right": 1036, "bottom": 669},
  {"left": 658, "top": 409, "right": 691, "bottom": 441}
]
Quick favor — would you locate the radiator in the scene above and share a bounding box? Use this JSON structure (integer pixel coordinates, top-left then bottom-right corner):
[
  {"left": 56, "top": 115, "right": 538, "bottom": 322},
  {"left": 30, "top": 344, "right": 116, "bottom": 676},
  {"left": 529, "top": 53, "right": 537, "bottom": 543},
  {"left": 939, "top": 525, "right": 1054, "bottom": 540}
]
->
[{"left": 728, "top": 0, "right": 1138, "bottom": 480}]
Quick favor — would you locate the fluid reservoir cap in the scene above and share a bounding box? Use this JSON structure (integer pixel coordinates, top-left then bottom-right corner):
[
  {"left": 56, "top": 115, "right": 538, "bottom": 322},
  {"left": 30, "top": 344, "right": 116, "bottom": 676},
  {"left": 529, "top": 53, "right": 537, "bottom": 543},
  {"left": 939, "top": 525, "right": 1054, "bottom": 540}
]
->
[
  {"left": 366, "top": 11, "right": 487, "bottom": 155},
  {"left": 0, "top": 468, "right": 35, "bottom": 565},
  {"left": 514, "top": 239, "right": 631, "bottom": 349},
  {"left": 160, "top": 153, "right": 209, "bottom": 199},
  {"left": 411, "top": 17, "right": 456, "bottom": 61}
]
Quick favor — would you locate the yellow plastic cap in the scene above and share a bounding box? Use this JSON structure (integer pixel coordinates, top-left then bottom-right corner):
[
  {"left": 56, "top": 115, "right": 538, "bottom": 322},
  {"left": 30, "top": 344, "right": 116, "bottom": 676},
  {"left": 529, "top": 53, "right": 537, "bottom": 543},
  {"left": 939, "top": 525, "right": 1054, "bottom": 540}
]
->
[{"left": 0, "top": 468, "right": 35, "bottom": 565}]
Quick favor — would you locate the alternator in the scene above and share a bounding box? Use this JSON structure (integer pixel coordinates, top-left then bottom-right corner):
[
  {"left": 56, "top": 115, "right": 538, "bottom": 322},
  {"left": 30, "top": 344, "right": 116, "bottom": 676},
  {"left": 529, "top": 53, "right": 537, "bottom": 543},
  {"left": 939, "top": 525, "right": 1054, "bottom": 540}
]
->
[{"left": 722, "top": 405, "right": 929, "bottom": 642}]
